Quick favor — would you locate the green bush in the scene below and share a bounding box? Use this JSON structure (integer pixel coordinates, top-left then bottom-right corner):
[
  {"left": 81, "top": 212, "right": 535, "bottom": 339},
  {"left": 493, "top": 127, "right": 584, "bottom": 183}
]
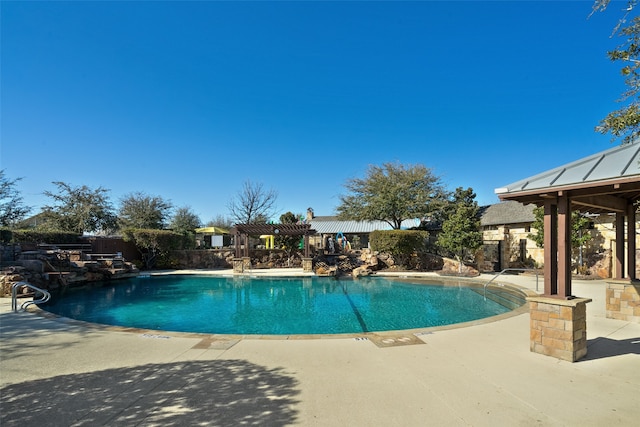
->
[
  {"left": 1, "top": 229, "right": 81, "bottom": 244},
  {"left": 0, "top": 228, "right": 12, "bottom": 244},
  {"left": 370, "top": 230, "right": 429, "bottom": 268},
  {"left": 121, "top": 228, "right": 191, "bottom": 269}
]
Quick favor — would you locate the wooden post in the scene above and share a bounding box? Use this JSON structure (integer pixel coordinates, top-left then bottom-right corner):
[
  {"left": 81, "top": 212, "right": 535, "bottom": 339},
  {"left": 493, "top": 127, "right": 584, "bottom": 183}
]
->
[
  {"left": 615, "top": 212, "right": 625, "bottom": 280},
  {"left": 557, "top": 194, "right": 572, "bottom": 298},
  {"left": 235, "top": 231, "right": 241, "bottom": 258},
  {"left": 544, "top": 199, "right": 558, "bottom": 296},
  {"left": 304, "top": 233, "right": 310, "bottom": 257},
  {"left": 627, "top": 202, "right": 636, "bottom": 281}
]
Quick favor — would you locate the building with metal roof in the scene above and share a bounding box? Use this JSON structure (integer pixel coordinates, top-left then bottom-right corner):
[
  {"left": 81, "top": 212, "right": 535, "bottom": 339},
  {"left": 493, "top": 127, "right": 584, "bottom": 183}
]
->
[
  {"left": 309, "top": 216, "right": 420, "bottom": 234},
  {"left": 306, "top": 214, "right": 421, "bottom": 252}
]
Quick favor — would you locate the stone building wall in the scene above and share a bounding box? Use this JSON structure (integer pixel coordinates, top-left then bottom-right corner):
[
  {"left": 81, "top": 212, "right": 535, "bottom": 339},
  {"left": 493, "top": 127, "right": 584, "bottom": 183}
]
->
[{"left": 482, "top": 215, "right": 640, "bottom": 278}]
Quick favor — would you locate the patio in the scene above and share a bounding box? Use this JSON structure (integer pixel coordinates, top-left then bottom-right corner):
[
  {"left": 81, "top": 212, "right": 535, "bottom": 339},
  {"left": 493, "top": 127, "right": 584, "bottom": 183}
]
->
[{"left": 1, "top": 272, "right": 638, "bottom": 426}]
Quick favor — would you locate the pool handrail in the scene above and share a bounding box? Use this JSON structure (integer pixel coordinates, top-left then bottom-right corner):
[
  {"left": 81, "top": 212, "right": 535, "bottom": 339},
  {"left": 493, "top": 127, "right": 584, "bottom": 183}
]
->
[
  {"left": 11, "top": 281, "right": 51, "bottom": 312},
  {"left": 483, "top": 268, "right": 539, "bottom": 300}
]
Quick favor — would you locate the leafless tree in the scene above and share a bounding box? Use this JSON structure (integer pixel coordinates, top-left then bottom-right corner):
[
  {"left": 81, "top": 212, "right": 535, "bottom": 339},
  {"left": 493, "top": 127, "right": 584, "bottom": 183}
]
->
[{"left": 228, "top": 180, "right": 278, "bottom": 224}]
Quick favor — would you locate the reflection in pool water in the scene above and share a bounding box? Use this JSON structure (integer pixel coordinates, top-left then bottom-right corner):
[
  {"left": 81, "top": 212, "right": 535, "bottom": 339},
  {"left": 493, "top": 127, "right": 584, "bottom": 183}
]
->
[{"left": 42, "top": 275, "right": 524, "bottom": 335}]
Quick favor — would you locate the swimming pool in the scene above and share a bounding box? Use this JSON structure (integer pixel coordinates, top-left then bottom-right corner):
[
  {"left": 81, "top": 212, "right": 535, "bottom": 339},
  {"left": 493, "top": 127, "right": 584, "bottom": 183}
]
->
[{"left": 42, "top": 275, "right": 526, "bottom": 335}]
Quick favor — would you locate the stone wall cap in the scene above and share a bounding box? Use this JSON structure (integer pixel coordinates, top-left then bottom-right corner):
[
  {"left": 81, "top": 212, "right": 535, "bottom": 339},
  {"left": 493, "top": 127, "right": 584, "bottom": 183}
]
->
[
  {"left": 526, "top": 296, "right": 593, "bottom": 306},
  {"left": 605, "top": 279, "right": 640, "bottom": 285}
]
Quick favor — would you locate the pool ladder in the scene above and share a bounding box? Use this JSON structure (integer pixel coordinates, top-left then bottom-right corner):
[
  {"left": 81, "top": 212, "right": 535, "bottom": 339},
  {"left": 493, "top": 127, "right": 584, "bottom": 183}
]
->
[
  {"left": 11, "top": 281, "right": 51, "bottom": 312},
  {"left": 483, "top": 268, "right": 539, "bottom": 300}
]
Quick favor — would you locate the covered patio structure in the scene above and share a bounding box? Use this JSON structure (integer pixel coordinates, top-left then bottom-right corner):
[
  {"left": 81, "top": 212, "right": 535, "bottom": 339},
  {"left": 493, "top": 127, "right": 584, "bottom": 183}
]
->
[
  {"left": 194, "top": 226, "right": 229, "bottom": 248},
  {"left": 230, "top": 223, "right": 316, "bottom": 273},
  {"left": 495, "top": 142, "right": 640, "bottom": 361}
]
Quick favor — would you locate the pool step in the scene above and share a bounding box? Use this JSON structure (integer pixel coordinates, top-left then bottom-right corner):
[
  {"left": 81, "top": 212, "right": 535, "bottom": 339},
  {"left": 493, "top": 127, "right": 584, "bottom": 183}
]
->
[{"left": 470, "top": 287, "right": 525, "bottom": 310}]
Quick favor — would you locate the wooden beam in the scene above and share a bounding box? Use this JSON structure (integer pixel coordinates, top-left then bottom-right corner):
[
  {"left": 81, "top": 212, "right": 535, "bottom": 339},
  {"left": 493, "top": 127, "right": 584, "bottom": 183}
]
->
[
  {"left": 572, "top": 195, "right": 627, "bottom": 213},
  {"left": 498, "top": 176, "right": 640, "bottom": 201}
]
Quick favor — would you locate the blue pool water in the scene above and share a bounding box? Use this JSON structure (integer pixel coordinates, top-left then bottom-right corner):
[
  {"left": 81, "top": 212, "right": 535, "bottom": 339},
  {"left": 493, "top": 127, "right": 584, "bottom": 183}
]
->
[{"left": 42, "top": 275, "right": 524, "bottom": 335}]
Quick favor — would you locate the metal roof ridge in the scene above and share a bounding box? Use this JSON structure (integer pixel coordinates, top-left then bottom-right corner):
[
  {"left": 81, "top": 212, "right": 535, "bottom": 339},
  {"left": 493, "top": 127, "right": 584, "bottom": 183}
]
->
[
  {"left": 620, "top": 144, "right": 640, "bottom": 175},
  {"left": 582, "top": 154, "right": 605, "bottom": 181},
  {"left": 548, "top": 167, "right": 566, "bottom": 186}
]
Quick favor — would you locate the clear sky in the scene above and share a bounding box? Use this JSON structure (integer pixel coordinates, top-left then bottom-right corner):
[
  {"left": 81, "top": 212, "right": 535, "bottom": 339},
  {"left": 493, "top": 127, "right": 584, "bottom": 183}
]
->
[{"left": 0, "top": 1, "right": 630, "bottom": 224}]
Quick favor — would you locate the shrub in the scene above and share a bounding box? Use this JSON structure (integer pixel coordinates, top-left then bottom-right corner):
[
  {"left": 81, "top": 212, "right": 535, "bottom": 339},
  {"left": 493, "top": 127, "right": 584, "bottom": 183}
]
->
[
  {"left": 121, "top": 228, "right": 191, "bottom": 269},
  {"left": 370, "top": 230, "right": 429, "bottom": 268},
  {"left": 1, "top": 229, "right": 81, "bottom": 245}
]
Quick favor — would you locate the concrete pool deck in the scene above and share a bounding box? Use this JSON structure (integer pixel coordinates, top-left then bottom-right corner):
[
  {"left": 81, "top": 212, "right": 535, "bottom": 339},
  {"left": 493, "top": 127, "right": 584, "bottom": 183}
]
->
[{"left": 1, "top": 271, "right": 638, "bottom": 426}]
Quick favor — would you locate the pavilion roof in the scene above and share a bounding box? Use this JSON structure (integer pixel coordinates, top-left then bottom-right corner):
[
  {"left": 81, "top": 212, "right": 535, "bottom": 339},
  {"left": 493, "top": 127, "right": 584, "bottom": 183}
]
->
[
  {"left": 495, "top": 142, "right": 640, "bottom": 213},
  {"left": 230, "top": 223, "right": 315, "bottom": 236}
]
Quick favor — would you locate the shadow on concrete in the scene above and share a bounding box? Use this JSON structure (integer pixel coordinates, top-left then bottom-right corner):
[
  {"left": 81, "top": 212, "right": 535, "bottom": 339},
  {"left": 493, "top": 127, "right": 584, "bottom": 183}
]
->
[
  {"left": 584, "top": 337, "right": 640, "bottom": 361},
  {"left": 0, "top": 311, "right": 98, "bottom": 362},
  {"left": 0, "top": 360, "right": 300, "bottom": 426}
]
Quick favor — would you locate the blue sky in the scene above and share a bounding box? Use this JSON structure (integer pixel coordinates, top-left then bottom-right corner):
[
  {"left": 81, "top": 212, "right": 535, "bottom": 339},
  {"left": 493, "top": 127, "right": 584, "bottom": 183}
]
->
[{"left": 0, "top": 1, "right": 630, "bottom": 224}]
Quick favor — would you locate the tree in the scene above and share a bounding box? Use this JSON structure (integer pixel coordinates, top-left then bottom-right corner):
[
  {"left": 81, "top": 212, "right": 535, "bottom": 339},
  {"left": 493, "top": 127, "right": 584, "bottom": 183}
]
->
[
  {"left": 592, "top": 1, "right": 640, "bottom": 144},
  {"left": 170, "top": 206, "right": 202, "bottom": 234},
  {"left": 41, "top": 182, "right": 116, "bottom": 234},
  {"left": 437, "top": 187, "right": 483, "bottom": 273},
  {"left": 227, "top": 180, "right": 278, "bottom": 224},
  {"left": 118, "top": 192, "right": 173, "bottom": 230},
  {"left": 336, "top": 162, "right": 448, "bottom": 229},
  {"left": 527, "top": 206, "right": 593, "bottom": 253},
  {"left": 0, "top": 170, "right": 31, "bottom": 227},
  {"left": 168, "top": 206, "right": 202, "bottom": 249},
  {"left": 122, "top": 228, "right": 189, "bottom": 269},
  {"left": 206, "top": 214, "right": 234, "bottom": 230},
  {"left": 275, "top": 211, "right": 303, "bottom": 264}
]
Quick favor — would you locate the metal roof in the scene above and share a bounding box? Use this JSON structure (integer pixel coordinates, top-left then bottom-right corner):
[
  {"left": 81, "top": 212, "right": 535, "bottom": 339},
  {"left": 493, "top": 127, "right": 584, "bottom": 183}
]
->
[
  {"left": 495, "top": 142, "right": 640, "bottom": 195},
  {"left": 495, "top": 141, "right": 640, "bottom": 213},
  {"left": 309, "top": 217, "right": 421, "bottom": 234}
]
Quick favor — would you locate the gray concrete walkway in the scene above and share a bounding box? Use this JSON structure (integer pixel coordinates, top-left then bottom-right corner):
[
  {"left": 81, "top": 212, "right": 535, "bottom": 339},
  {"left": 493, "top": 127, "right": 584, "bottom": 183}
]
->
[{"left": 1, "top": 271, "right": 638, "bottom": 426}]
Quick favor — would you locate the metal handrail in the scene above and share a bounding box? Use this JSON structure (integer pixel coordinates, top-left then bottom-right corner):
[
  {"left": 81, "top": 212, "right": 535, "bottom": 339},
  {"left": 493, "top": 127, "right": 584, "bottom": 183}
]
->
[
  {"left": 483, "top": 268, "right": 539, "bottom": 299},
  {"left": 11, "top": 281, "right": 51, "bottom": 312}
]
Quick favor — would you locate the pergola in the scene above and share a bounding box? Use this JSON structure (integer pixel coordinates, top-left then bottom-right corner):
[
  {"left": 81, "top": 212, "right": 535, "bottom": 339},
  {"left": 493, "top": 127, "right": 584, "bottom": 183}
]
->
[
  {"left": 230, "top": 223, "right": 316, "bottom": 258},
  {"left": 495, "top": 142, "right": 640, "bottom": 298}
]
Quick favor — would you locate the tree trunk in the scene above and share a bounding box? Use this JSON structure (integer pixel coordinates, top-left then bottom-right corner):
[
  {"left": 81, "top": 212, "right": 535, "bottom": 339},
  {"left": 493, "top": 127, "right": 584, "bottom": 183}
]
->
[{"left": 456, "top": 255, "right": 463, "bottom": 274}]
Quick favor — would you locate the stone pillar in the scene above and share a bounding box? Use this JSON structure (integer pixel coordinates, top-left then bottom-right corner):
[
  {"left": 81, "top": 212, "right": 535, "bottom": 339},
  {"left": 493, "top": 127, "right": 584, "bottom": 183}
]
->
[
  {"left": 302, "top": 257, "right": 313, "bottom": 273},
  {"left": 606, "top": 280, "right": 640, "bottom": 322},
  {"left": 527, "top": 296, "right": 592, "bottom": 362},
  {"left": 233, "top": 258, "right": 244, "bottom": 273},
  {"left": 242, "top": 257, "right": 251, "bottom": 271}
]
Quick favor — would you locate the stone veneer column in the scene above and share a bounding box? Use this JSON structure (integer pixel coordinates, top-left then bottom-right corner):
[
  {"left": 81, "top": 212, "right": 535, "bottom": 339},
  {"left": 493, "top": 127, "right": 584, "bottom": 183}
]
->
[
  {"left": 302, "top": 258, "right": 313, "bottom": 272},
  {"left": 606, "top": 280, "right": 640, "bottom": 322},
  {"left": 233, "top": 258, "right": 244, "bottom": 273},
  {"left": 526, "top": 296, "right": 592, "bottom": 362}
]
